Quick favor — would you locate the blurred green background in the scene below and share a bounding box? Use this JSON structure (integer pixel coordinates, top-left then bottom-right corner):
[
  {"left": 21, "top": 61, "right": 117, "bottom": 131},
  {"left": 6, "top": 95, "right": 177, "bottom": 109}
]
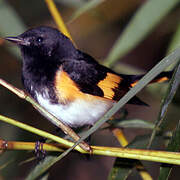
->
[{"left": 0, "top": 0, "right": 180, "bottom": 179}]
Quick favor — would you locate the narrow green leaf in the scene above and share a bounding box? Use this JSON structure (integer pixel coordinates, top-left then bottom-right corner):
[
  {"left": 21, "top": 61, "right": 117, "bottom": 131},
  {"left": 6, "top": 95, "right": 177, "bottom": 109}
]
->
[
  {"left": 128, "top": 134, "right": 160, "bottom": 149},
  {"left": 166, "top": 22, "right": 180, "bottom": 70},
  {"left": 55, "top": 0, "right": 86, "bottom": 8},
  {"left": 109, "top": 119, "right": 155, "bottom": 129},
  {"left": 148, "top": 61, "right": 180, "bottom": 147},
  {"left": 167, "top": 23, "right": 180, "bottom": 53},
  {"left": 69, "top": 0, "right": 105, "bottom": 22},
  {"left": 104, "top": 0, "right": 179, "bottom": 67},
  {"left": 0, "top": 1, "right": 26, "bottom": 58},
  {"left": 39, "top": 173, "right": 49, "bottom": 180},
  {"left": 0, "top": 159, "right": 14, "bottom": 170},
  {"left": 108, "top": 158, "right": 134, "bottom": 180},
  {"left": 25, "top": 156, "right": 57, "bottom": 180},
  {"left": 158, "top": 120, "right": 180, "bottom": 180}
]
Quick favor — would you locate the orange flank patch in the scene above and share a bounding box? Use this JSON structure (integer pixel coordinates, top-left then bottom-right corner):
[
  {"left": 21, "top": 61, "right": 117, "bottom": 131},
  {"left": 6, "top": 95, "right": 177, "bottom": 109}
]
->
[
  {"left": 97, "top": 73, "right": 122, "bottom": 99},
  {"left": 55, "top": 70, "right": 86, "bottom": 103},
  {"left": 55, "top": 70, "right": 108, "bottom": 103}
]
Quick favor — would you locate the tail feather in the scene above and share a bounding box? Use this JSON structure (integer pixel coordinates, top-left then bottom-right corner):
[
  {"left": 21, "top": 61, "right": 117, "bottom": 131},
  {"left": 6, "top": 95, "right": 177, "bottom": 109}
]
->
[
  {"left": 124, "top": 71, "right": 173, "bottom": 106},
  {"left": 127, "top": 71, "right": 173, "bottom": 87},
  {"left": 128, "top": 96, "right": 149, "bottom": 106}
]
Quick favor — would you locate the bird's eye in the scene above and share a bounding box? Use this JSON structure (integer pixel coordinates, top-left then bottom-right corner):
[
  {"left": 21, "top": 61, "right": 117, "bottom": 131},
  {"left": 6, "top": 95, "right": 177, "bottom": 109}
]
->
[{"left": 36, "top": 37, "right": 43, "bottom": 43}]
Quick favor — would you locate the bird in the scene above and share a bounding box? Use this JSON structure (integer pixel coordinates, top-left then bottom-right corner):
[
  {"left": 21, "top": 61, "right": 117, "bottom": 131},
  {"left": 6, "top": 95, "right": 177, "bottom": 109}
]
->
[{"left": 5, "top": 26, "right": 172, "bottom": 128}]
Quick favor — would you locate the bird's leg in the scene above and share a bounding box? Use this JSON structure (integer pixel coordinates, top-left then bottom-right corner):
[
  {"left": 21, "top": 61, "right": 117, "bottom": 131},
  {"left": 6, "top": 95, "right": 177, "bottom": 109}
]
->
[{"left": 34, "top": 138, "right": 47, "bottom": 159}]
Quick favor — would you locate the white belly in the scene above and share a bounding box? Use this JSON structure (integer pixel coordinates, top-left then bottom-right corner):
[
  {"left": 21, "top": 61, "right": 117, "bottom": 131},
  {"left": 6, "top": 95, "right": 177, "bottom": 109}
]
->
[{"left": 36, "top": 93, "right": 114, "bottom": 128}]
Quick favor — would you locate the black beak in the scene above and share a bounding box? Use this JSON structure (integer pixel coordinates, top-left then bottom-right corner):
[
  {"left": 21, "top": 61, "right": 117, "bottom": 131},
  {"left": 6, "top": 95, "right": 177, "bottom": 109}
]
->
[{"left": 5, "top": 36, "right": 30, "bottom": 46}]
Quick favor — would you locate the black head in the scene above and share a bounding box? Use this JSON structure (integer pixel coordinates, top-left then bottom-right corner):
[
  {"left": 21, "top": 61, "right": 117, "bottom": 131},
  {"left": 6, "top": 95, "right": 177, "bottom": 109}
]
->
[{"left": 5, "top": 26, "right": 77, "bottom": 60}]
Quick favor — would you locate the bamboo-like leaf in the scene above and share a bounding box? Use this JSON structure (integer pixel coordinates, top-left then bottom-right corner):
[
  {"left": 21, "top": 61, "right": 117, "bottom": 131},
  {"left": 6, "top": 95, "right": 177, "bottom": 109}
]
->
[
  {"left": 167, "top": 23, "right": 180, "bottom": 53},
  {"left": 0, "top": 1, "right": 26, "bottom": 58},
  {"left": 39, "top": 173, "right": 49, "bottom": 180},
  {"left": 25, "top": 156, "right": 56, "bottom": 180},
  {"left": 55, "top": 0, "right": 86, "bottom": 8},
  {"left": 0, "top": 114, "right": 75, "bottom": 150},
  {"left": 166, "top": 22, "right": 180, "bottom": 71},
  {"left": 0, "top": 159, "right": 14, "bottom": 170},
  {"left": 69, "top": 0, "right": 105, "bottom": 22},
  {"left": 108, "top": 119, "right": 155, "bottom": 129},
  {"left": 148, "top": 61, "right": 180, "bottom": 147},
  {"left": 128, "top": 134, "right": 158, "bottom": 148},
  {"left": 104, "top": 0, "right": 179, "bottom": 67},
  {"left": 108, "top": 158, "right": 134, "bottom": 180},
  {"left": 158, "top": 121, "right": 180, "bottom": 180}
]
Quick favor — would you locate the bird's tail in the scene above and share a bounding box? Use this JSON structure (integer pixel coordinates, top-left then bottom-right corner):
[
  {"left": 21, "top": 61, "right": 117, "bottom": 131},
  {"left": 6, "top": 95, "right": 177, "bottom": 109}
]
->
[
  {"left": 126, "top": 71, "right": 173, "bottom": 88},
  {"left": 123, "top": 71, "right": 173, "bottom": 106}
]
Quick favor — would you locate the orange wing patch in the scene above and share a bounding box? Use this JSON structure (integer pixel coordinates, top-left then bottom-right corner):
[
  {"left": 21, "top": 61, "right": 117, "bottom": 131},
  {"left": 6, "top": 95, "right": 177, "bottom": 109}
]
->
[{"left": 97, "top": 73, "right": 122, "bottom": 99}]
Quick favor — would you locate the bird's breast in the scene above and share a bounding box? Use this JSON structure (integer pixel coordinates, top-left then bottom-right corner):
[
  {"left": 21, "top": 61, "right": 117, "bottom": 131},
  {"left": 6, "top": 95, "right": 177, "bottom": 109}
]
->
[{"left": 35, "top": 91, "right": 114, "bottom": 127}]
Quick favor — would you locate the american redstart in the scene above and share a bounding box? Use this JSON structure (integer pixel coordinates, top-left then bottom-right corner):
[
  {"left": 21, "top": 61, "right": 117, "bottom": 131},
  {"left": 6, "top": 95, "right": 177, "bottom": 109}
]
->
[{"left": 5, "top": 26, "right": 172, "bottom": 128}]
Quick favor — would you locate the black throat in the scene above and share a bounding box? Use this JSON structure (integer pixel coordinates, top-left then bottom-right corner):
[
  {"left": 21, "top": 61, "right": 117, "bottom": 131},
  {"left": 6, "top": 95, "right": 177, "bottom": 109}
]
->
[{"left": 21, "top": 51, "right": 61, "bottom": 103}]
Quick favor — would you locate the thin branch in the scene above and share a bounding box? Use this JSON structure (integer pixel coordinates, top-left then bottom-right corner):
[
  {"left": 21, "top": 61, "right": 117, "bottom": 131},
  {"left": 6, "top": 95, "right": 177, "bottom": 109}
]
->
[
  {"left": 0, "top": 114, "right": 77, "bottom": 151},
  {"left": 0, "top": 139, "right": 180, "bottom": 165},
  {"left": 112, "top": 128, "right": 128, "bottom": 146},
  {"left": 0, "top": 79, "right": 91, "bottom": 152},
  {"left": 0, "top": 138, "right": 64, "bottom": 152},
  {"left": 44, "top": 0, "right": 75, "bottom": 45}
]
